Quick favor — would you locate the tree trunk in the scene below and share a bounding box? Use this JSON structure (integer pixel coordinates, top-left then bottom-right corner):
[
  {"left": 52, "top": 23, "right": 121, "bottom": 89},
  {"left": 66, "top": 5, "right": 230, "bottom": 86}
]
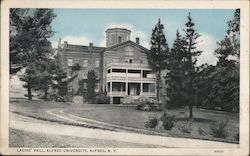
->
[
  {"left": 189, "top": 103, "right": 193, "bottom": 118},
  {"left": 157, "top": 70, "right": 161, "bottom": 101},
  {"left": 27, "top": 82, "right": 32, "bottom": 100},
  {"left": 44, "top": 89, "right": 48, "bottom": 100}
]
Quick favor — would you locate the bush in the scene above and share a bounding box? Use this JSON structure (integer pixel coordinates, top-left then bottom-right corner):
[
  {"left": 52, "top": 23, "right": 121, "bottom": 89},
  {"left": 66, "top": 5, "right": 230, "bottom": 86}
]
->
[
  {"left": 210, "top": 120, "right": 228, "bottom": 138},
  {"left": 136, "top": 97, "right": 162, "bottom": 111},
  {"left": 145, "top": 116, "right": 158, "bottom": 128},
  {"left": 181, "top": 122, "right": 191, "bottom": 134},
  {"left": 198, "top": 127, "right": 206, "bottom": 136},
  {"left": 120, "top": 96, "right": 134, "bottom": 105},
  {"left": 95, "top": 93, "right": 110, "bottom": 104},
  {"left": 161, "top": 113, "right": 175, "bottom": 130}
]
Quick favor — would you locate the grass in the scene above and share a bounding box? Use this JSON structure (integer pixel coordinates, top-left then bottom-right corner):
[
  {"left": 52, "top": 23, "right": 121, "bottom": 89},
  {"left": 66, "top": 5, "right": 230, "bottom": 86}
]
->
[
  {"left": 10, "top": 128, "right": 166, "bottom": 148},
  {"left": 10, "top": 97, "right": 239, "bottom": 144}
]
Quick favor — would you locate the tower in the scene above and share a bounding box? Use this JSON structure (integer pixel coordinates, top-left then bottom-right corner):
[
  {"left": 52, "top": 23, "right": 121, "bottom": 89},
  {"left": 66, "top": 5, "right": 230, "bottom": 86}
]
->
[{"left": 105, "top": 28, "right": 131, "bottom": 47}]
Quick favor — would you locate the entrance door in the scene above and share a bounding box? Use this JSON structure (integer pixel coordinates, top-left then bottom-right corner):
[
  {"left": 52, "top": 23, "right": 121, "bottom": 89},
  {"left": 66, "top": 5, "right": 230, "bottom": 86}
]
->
[{"left": 128, "top": 83, "right": 140, "bottom": 95}]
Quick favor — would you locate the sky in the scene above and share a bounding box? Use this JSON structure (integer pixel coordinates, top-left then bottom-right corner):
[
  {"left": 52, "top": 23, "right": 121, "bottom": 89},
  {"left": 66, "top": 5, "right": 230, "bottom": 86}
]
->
[{"left": 50, "top": 9, "right": 235, "bottom": 66}]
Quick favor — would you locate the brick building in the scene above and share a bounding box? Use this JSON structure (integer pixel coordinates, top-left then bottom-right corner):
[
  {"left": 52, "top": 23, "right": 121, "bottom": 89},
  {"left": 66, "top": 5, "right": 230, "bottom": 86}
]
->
[{"left": 57, "top": 28, "right": 157, "bottom": 104}]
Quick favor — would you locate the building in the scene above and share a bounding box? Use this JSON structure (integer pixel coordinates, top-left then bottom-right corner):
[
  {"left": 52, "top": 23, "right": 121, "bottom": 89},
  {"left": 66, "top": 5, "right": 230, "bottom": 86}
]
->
[{"left": 57, "top": 28, "right": 157, "bottom": 104}]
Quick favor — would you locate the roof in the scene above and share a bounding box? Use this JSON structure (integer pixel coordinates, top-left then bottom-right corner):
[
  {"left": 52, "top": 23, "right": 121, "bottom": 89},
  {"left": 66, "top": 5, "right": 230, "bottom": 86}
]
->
[
  {"left": 105, "top": 40, "right": 149, "bottom": 52},
  {"left": 61, "top": 44, "right": 105, "bottom": 53},
  {"left": 105, "top": 28, "right": 131, "bottom": 33}
]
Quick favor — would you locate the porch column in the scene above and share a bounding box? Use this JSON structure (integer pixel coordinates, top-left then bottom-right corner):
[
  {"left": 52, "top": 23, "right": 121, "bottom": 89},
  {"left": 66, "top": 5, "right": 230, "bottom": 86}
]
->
[
  {"left": 140, "top": 82, "right": 143, "bottom": 96},
  {"left": 140, "top": 69, "right": 143, "bottom": 96},
  {"left": 110, "top": 81, "right": 113, "bottom": 104},
  {"left": 126, "top": 82, "right": 128, "bottom": 96},
  {"left": 126, "top": 69, "right": 128, "bottom": 96}
]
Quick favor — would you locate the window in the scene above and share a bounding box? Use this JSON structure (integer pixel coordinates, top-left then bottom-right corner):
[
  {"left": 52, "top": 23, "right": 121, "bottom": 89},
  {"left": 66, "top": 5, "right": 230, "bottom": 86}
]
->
[
  {"left": 95, "top": 60, "right": 99, "bottom": 67},
  {"left": 95, "top": 83, "right": 99, "bottom": 91},
  {"left": 68, "top": 86, "right": 72, "bottom": 92},
  {"left": 68, "top": 58, "right": 73, "bottom": 66},
  {"left": 83, "top": 72, "right": 87, "bottom": 79},
  {"left": 129, "top": 59, "right": 132, "bottom": 63},
  {"left": 83, "top": 59, "right": 88, "bottom": 67},
  {"left": 118, "top": 36, "right": 122, "bottom": 43},
  {"left": 95, "top": 71, "right": 99, "bottom": 79},
  {"left": 111, "top": 35, "right": 115, "bottom": 43},
  {"left": 83, "top": 83, "right": 87, "bottom": 89}
]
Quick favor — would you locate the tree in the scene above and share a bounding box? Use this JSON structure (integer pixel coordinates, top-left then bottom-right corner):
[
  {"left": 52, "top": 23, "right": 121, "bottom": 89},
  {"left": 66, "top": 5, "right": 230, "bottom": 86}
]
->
[
  {"left": 183, "top": 13, "right": 202, "bottom": 120},
  {"left": 148, "top": 19, "right": 169, "bottom": 102},
  {"left": 32, "top": 58, "right": 55, "bottom": 100},
  {"left": 10, "top": 9, "right": 56, "bottom": 74},
  {"left": 19, "top": 63, "right": 39, "bottom": 100},
  {"left": 195, "top": 9, "right": 239, "bottom": 112},
  {"left": 86, "top": 70, "right": 97, "bottom": 103},
  {"left": 165, "top": 30, "right": 187, "bottom": 108},
  {"left": 10, "top": 9, "right": 56, "bottom": 99},
  {"left": 211, "top": 9, "right": 240, "bottom": 112}
]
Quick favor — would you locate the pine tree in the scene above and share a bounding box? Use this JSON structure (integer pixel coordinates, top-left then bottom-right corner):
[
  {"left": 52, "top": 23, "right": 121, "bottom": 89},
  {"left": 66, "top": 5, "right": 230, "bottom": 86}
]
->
[
  {"left": 183, "top": 13, "right": 202, "bottom": 120},
  {"left": 11, "top": 9, "right": 56, "bottom": 99},
  {"left": 87, "top": 70, "right": 97, "bottom": 103},
  {"left": 10, "top": 9, "right": 56, "bottom": 74},
  {"left": 212, "top": 9, "right": 240, "bottom": 112},
  {"left": 33, "top": 58, "right": 55, "bottom": 100},
  {"left": 19, "top": 63, "right": 39, "bottom": 100},
  {"left": 165, "top": 30, "right": 187, "bottom": 108},
  {"left": 148, "top": 19, "right": 169, "bottom": 102}
]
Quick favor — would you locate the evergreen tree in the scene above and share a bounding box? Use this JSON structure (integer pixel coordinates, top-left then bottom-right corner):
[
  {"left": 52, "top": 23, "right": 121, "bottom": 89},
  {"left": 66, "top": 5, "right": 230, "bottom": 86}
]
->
[
  {"left": 183, "top": 13, "right": 202, "bottom": 120},
  {"left": 165, "top": 30, "right": 187, "bottom": 108},
  {"left": 10, "top": 9, "right": 56, "bottom": 74},
  {"left": 19, "top": 63, "right": 39, "bottom": 100},
  {"left": 87, "top": 70, "right": 97, "bottom": 103},
  {"left": 148, "top": 19, "right": 169, "bottom": 102},
  {"left": 11, "top": 9, "right": 56, "bottom": 99},
  {"left": 33, "top": 58, "right": 55, "bottom": 100},
  {"left": 196, "top": 9, "right": 239, "bottom": 112},
  {"left": 212, "top": 9, "right": 240, "bottom": 112}
]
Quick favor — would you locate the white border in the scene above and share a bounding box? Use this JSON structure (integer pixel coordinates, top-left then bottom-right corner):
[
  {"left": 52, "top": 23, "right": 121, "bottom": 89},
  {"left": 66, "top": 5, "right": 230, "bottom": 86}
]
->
[{"left": 1, "top": 0, "right": 249, "bottom": 155}]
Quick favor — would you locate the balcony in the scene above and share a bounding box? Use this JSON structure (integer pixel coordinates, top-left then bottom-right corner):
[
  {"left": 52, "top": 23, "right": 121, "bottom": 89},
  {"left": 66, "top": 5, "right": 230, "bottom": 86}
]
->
[
  {"left": 107, "top": 72, "right": 156, "bottom": 82},
  {"left": 107, "top": 91, "right": 127, "bottom": 97},
  {"left": 106, "top": 62, "right": 151, "bottom": 70}
]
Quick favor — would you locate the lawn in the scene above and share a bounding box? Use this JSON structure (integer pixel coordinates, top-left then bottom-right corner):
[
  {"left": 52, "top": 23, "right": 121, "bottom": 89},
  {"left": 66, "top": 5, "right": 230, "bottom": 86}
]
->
[
  {"left": 10, "top": 97, "right": 239, "bottom": 144},
  {"left": 65, "top": 104, "right": 239, "bottom": 144}
]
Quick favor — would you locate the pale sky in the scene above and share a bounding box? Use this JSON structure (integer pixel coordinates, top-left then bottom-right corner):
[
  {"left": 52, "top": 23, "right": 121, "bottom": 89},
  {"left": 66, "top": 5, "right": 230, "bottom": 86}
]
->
[{"left": 50, "top": 9, "right": 235, "bottom": 66}]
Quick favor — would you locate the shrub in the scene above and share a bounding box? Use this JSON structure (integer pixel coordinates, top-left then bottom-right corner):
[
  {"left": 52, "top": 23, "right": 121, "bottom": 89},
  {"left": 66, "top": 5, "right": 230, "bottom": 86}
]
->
[
  {"left": 120, "top": 96, "right": 134, "bottom": 105},
  {"left": 136, "top": 97, "right": 162, "bottom": 111},
  {"left": 161, "top": 113, "right": 175, "bottom": 130},
  {"left": 210, "top": 120, "right": 228, "bottom": 138},
  {"left": 145, "top": 116, "right": 158, "bottom": 128},
  {"left": 198, "top": 127, "right": 206, "bottom": 136},
  {"left": 95, "top": 93, "right": 110, "bottom": 104},
  {"left": 181, "top": 122, "right": 191, "bottom": 134}
]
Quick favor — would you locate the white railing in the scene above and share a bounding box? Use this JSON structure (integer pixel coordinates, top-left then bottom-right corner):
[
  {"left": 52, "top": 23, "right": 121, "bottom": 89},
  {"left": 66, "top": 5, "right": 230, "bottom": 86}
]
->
[
  {"left": 141, "top": 92, "right": 157, "bottom": 97},
  {"left": 106, "top": 72, "right": 156, "bottom": 82},
  {"left": 107, "top": 91, "right": 127, "bottom": 96},
  {"left": 127, "top": 73, "right": 141, "bottom": 78},
  {"left": 107, "top": 62, "right": 151, "bottom": 69}
]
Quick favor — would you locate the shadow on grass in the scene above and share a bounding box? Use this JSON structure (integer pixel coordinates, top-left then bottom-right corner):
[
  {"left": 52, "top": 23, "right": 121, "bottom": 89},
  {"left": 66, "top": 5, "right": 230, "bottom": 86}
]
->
[{"left": 11, "top": 111, "right": 116, "bottom": 132}]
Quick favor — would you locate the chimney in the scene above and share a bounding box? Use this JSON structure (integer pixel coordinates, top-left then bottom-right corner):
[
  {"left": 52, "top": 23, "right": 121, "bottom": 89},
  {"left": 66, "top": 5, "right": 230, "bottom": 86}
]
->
[
  {"left": 89, "top": 43, "right": 93, "bottom": 49},
  {"left": 63, "top": 41, "right": 68, "bottom": 47},
  {"left": 136, "top": 37, "right": 140, "bottom": 44}
]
